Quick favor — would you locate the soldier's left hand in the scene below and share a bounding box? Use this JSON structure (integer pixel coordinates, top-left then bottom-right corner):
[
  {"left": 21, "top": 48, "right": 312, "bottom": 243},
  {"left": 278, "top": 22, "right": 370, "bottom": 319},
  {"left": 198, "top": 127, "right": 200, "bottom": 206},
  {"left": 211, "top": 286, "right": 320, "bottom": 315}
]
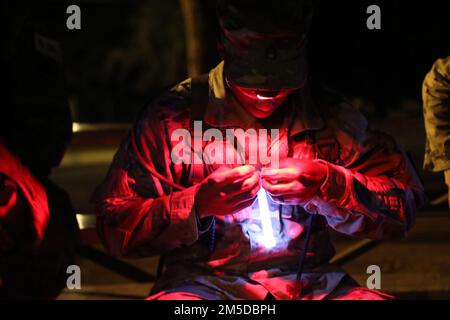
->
[{"left": 261, "top": 158, "right": 328, "bottom": 205}]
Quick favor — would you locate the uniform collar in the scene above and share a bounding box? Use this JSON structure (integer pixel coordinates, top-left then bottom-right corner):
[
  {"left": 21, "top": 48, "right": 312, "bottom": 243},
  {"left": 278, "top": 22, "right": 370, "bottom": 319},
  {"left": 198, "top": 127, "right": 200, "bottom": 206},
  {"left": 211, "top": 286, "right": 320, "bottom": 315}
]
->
[{"left": 203, "top": 61, "right": 324, "bottom": 136}]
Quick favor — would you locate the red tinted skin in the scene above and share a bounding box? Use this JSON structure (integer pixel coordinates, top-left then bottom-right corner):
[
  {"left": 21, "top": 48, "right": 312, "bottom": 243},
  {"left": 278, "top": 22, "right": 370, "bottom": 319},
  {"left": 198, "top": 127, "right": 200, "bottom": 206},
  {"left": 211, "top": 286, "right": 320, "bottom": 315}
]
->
[{"left": 227, "top": 79, "right": 298, "bottom": 119}]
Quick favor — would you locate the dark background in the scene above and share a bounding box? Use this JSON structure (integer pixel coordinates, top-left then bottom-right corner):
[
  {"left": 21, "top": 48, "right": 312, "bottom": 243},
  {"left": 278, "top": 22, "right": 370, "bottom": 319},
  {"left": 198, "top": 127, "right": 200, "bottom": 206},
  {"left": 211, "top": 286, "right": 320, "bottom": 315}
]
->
[{"left": 4, "top": 0, "right": 450, "bottom": 122}]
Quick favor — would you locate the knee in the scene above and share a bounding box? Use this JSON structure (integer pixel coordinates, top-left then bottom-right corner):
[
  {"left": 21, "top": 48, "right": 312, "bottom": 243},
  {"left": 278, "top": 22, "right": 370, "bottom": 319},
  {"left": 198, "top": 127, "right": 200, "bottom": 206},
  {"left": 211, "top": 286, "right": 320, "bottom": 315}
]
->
[{"left": 146, "top": 291, "right": 205, "bottom": 300}]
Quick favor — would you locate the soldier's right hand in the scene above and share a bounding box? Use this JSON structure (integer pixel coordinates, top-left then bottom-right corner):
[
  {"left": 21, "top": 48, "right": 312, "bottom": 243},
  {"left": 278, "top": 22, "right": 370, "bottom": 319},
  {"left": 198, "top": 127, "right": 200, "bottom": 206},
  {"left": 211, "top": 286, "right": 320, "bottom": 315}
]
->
[{"left": 195, "top": 165, "right": 261, "bottom": 217}]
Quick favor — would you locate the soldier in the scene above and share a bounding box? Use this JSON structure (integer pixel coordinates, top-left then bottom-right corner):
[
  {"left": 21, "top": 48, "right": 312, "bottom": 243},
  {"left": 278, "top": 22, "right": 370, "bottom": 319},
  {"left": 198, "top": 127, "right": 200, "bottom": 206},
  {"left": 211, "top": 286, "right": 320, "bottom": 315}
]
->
[
  {"left": 94, "top": 0, "right": 425, "bottom": 300},
  {"left": 423, "top": 56, "right": 450, "bottom": 207}
]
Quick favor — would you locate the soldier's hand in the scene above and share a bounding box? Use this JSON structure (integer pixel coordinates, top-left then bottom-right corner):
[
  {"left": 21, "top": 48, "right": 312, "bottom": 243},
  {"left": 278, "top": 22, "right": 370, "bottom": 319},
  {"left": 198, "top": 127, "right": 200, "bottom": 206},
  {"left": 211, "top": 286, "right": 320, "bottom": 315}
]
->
[
  {"left": 261, "top": 158, "right": 327, "bottom": 205},
  {"left": 195, "top": 165, "right": 261, "bottom": 217}
]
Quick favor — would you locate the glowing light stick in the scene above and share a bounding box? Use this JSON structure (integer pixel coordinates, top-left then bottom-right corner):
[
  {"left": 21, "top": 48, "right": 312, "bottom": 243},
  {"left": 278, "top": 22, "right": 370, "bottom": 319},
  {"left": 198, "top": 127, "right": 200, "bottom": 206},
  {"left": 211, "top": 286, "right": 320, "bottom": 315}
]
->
[{"left": 257, "top": 188, "right": 276, "bottom": 249}]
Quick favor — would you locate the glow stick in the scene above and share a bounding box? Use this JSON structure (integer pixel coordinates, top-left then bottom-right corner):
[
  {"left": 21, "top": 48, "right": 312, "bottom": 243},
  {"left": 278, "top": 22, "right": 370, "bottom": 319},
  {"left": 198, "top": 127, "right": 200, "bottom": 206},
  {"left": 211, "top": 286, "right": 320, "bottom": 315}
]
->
[{"left": 257, "top": 188, "right": 276, "bottom": 249}]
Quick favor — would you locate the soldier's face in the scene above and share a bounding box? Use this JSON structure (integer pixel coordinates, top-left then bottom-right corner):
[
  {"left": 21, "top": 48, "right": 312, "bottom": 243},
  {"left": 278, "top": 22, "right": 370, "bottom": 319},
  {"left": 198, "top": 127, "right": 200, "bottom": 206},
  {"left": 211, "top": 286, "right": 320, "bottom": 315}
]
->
[{"left": 227, "top": 80, "right": 296, "bottom": 119}]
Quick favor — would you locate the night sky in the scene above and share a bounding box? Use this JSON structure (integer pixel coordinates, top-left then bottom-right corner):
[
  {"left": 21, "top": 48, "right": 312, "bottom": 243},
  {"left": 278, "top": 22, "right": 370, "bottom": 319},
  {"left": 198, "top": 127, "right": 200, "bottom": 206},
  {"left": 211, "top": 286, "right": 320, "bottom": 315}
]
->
[{"left": 3, "top": 1, "right": 450, "bottom": 121}]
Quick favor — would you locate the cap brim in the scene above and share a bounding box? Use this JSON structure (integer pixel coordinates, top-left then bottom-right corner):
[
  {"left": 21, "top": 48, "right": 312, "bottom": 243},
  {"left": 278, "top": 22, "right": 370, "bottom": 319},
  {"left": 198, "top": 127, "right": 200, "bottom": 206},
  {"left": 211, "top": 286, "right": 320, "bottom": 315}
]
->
[{"left": 224, "top": 52, "right": 308, "bottom": 90}]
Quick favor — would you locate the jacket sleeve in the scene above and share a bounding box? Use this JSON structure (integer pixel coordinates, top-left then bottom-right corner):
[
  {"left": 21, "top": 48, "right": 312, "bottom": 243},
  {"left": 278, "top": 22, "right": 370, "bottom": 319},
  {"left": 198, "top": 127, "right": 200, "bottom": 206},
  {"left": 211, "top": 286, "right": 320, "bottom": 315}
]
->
[
  {"left": 93, "top": 83, "right": 207, "bottom": 258},
  {"left": 305, "top": 104, "right": 426, "bottom": 240},
  {"left": 0, "top": 146, "right": 50, "bottom": 255},
  {"left": 423, "top": 56, "right": 450, "bottom": 172},
  {"left": 0, "top": 174, "right": 23, "bottom": 255}
]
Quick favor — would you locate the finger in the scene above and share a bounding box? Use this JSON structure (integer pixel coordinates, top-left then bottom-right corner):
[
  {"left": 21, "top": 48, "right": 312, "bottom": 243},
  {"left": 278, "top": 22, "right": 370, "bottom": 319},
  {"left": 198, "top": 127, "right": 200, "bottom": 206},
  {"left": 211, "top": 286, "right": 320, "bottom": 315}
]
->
[
  {"left": 263, "top": 179, "right": 313, "bottom": 197},
  {"left": 261, "top": 167, "right": 299, "bottom": 181},
  {"left": 214, "top": 165, "right": 256, "bottom": 186},
  {"left": 263, "top": 158, "right": 298, "bottom": 169},
  {"left": 242, "top": 171, "right": 261, "bottom": 190},
  {"left": 225, "top": 171, "right": 261, "bottom": 197},
  {"left": 262, "top": 180, "right": 300, "bottom": 196},
  {"left": 230, "top": 182, "right": 261, "bottom": 205}
]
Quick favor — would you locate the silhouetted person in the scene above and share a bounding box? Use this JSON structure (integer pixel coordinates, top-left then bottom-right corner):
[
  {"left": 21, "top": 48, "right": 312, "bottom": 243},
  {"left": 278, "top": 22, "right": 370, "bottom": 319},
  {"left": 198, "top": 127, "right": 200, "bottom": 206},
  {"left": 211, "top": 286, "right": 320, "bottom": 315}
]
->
[
  {"left": 423, "top": 56, "right": 450, "bottom": 207},
  {"left": 0, "top": 4, "right": 79, "bottom": 299}
]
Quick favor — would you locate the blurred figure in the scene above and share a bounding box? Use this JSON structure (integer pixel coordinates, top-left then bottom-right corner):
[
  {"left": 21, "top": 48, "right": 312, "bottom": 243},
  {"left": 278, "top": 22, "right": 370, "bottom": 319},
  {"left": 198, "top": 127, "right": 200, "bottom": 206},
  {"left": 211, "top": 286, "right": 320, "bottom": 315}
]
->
[
  {"left": 94, "top": 0, "right": 425, "bottom": 300},
  {"left": 423, "top": 56, "right": 450, "bottom": 207},
  {"left": 0, "top": 4, "right": 79, "bottom": 299}
]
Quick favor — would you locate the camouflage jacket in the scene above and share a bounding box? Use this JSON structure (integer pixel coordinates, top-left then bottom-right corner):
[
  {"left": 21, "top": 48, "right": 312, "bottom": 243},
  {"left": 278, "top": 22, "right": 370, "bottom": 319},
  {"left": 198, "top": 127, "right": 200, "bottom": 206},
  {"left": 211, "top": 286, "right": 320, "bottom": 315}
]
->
[
  {"left": 94, "top": 62, "right": 425, "bottom": 299},
  {"left": 423, "top": 56, "right": 450, "bottom": 172}
]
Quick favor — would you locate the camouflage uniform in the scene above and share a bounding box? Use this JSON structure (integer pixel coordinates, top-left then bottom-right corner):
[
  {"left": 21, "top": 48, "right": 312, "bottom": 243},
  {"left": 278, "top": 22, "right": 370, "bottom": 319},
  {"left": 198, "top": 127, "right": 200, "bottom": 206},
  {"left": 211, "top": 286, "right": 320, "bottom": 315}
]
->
[
  {"left": 423, "top": 57, "right": 450, "bottom": 190},
  {"left": 94, "top": 61, "right": 425, "bottom": 299}
]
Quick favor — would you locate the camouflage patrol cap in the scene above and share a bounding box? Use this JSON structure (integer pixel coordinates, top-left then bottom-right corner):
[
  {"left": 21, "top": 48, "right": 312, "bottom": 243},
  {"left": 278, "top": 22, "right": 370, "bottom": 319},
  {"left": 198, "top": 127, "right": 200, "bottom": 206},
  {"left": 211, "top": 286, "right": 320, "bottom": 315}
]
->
[{"left": 217, "top": 0, "right": 312, "bottom": 90}]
